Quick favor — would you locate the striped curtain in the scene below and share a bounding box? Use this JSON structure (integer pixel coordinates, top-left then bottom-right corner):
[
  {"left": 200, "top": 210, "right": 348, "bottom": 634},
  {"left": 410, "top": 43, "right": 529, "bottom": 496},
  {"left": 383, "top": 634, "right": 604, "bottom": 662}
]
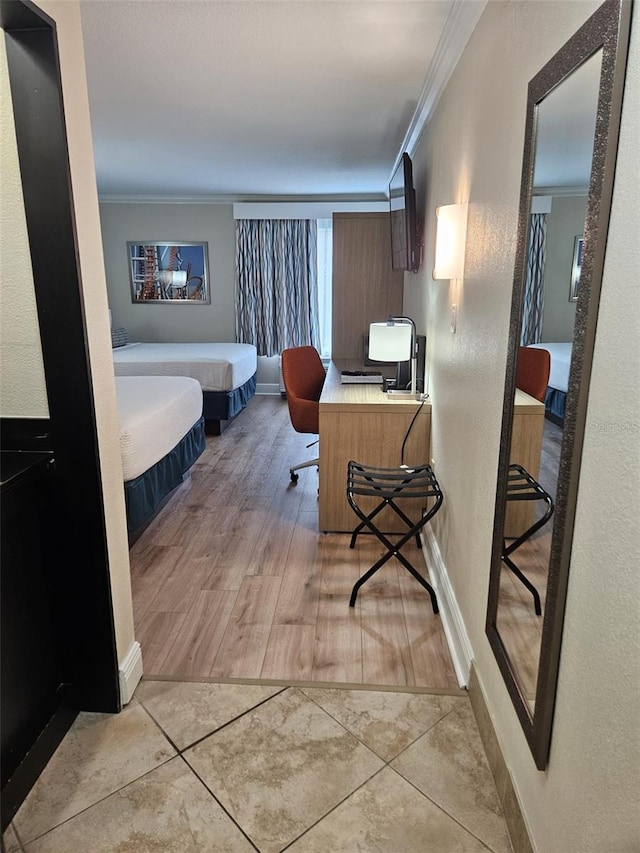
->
[
  {"left": 521, "top": 213, "right": 547, "bottom": 345},
  {"left": 235, "top": 219, "right": 320, "bottom": 357}
]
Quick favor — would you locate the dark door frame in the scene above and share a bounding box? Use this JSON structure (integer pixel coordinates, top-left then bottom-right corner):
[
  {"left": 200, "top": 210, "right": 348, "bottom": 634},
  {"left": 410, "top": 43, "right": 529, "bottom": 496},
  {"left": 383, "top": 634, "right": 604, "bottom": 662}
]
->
[{"left": 1, "top": 0, "right": 120, "bottom": 824}]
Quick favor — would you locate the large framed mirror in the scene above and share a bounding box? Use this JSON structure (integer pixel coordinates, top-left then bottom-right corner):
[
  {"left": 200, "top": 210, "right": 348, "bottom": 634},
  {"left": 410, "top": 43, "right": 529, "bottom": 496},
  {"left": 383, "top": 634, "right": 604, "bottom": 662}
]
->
[{"left": 486, "top": 0, "right": 631, "bottom": 770}]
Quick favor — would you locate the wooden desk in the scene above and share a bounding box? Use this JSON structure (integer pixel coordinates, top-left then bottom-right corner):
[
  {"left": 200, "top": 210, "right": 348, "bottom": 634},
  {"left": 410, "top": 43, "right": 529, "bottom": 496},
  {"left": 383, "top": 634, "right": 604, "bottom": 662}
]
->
[
  {"left": 319, "top": 361, "right": 431, "bottom": 532},
  {"left": 505, "top": 389, "right": 546, "bottom": 537}
]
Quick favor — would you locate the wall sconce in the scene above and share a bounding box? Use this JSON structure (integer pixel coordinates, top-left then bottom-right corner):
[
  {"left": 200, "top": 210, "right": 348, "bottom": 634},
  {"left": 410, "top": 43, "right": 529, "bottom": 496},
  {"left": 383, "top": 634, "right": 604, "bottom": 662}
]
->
[
  {"left": 369, "top": 315, "right": 417, "bottom": 397},
  {"left": 433, "top": 203, "right": 468, "bottom": 280}
]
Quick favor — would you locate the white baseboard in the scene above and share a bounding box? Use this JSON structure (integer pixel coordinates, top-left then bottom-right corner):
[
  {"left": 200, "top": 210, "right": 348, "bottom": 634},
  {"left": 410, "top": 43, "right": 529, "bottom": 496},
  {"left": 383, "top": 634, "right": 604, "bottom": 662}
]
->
[
  {"left": 421, "top": 527, "right": 473, "bottom": 688},
  {"left": 119, "top": 641, "right": 143, "bottom": 706},
  {"left": 256, "top": 382, "right": 281, "bottom": 396}
]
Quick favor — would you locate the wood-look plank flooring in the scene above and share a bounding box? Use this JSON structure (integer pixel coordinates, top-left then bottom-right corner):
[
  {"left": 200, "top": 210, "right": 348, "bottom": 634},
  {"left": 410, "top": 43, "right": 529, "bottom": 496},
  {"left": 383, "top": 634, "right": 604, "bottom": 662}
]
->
[{"left": 129, "top": 395, "right": 458, "bottom": 689}]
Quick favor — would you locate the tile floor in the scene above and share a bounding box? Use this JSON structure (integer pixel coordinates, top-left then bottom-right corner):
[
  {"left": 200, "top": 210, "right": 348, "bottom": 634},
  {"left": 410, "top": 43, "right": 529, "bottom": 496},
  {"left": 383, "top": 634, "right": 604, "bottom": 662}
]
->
[{"left": 4, "top": 681, "right": 513, "bottom": 852}]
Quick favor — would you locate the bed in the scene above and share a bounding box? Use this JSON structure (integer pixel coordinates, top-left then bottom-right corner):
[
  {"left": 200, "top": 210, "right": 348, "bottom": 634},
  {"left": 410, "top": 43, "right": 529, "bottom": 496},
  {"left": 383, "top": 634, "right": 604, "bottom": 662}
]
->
[
  {"left": 112, "top": 337, "right": 257, "bottom": 434},
  {"left": 116, "top": 375, "right": 206, "bottom": 542},
  {"left": 528, "top": 342, "right": 572, "bottom": 425}
]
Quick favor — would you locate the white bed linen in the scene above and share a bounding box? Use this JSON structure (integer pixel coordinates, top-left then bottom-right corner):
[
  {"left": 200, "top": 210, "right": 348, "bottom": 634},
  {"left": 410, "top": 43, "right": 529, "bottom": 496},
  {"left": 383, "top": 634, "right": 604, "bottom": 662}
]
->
[
  {"left": 529, "top": 342, "right": 572, "bottom": 392},
  {"left": 116, "top": 376, "right": 203, "bottom": 481},
  {"left": 112, "top": 342, "right": 257, "bottom": 391}
]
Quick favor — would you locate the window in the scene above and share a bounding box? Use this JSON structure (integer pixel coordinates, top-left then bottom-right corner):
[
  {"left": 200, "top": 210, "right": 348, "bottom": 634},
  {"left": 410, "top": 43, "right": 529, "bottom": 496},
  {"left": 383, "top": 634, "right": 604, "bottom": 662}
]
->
[{"left": 316, "top": 218, "right": 332, "bottom": 359}]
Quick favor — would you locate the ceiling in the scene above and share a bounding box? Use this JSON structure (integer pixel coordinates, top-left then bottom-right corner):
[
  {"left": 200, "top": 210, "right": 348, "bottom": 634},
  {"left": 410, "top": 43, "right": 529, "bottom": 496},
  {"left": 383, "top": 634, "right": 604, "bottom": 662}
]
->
[
  {"left": 533, "top": 49, "right": 602, "bottom": 191},
  {"left": 79, "top": 0, "right": 482, "bottom": 200}
]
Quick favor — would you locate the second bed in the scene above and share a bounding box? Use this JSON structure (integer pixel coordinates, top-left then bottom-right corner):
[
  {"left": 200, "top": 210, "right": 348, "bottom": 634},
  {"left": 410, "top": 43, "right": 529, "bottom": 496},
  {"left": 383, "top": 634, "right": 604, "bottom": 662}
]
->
[
  {"left": 116, "top": 375, "right": 206, "bottom": 542},
  {"left": 528, "top": 341, "right": 572, "bottom": 425},
  {"left": 113, "top": 341, "right": 257, "bottom": 434}
]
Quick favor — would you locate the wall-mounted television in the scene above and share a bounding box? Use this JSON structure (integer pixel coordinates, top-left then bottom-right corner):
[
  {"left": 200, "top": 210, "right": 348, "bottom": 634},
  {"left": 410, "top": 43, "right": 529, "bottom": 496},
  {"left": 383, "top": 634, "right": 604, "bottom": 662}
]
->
[{"left": 389, "top": 152, "right": 419, "bottom": 273}]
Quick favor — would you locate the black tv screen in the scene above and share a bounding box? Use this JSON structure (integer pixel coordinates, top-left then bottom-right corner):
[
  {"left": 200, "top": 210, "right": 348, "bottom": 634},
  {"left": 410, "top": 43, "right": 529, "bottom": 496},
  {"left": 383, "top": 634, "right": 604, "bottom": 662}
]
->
[{"left": 389, "top": 152, "right": 418, "bottom": 273}]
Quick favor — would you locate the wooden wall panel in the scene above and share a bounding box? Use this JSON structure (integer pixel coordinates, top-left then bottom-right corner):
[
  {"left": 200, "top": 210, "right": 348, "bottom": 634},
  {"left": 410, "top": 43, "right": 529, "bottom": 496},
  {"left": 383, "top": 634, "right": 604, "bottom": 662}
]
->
[{"left": 332, "top": 213, "right": 405, "bottom": 361}]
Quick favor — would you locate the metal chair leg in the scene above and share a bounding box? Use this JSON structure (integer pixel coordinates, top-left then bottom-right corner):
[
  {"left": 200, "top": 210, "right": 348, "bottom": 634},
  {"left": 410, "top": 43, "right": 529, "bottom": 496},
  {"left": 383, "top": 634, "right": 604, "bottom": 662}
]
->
[{"left": 289, "top": 456, "right": 319, "bottom": 483}]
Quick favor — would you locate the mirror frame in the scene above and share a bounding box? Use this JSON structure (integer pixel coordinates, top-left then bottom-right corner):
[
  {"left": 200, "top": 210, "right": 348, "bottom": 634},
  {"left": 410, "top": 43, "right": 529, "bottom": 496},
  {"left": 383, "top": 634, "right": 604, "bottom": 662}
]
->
[{"left": 486, "top": 0, "right": 632, "bottom": 771}]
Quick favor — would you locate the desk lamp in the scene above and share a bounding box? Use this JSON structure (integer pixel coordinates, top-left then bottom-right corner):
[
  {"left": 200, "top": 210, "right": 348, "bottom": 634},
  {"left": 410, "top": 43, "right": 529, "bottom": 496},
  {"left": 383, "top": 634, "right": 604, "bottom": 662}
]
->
[{"left": 368, "top": 316, "right": 417, "bottom": 397}]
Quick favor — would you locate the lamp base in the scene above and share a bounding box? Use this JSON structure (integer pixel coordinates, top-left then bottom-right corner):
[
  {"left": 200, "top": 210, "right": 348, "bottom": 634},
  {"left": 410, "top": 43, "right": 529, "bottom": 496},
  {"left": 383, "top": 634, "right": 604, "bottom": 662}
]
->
[
  {"left": 383, "top": 376, "right": 417, "bottom": 398},
  {"left": 386, "top": 389, "right": 415, "bottom": 397}
]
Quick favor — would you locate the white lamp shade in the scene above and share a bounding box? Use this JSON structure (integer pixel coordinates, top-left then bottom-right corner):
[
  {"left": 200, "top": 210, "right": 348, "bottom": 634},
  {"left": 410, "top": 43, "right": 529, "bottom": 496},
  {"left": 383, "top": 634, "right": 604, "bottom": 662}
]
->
[
  {"left": 368, "top": 322, "right": 412, "bottom": 362},
  {"left": 434, "top": 203, "right": 468, "bottom": 280}
]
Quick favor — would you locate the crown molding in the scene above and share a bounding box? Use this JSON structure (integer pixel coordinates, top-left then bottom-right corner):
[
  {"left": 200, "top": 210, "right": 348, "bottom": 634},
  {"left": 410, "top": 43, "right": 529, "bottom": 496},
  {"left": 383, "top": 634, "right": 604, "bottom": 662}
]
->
[
  {"left": 391, "top": 0, "right": 488, "bottom": 175},
  {"left": 99, "top": 194, "right": 238, "bottom": 204},
  {"left": 98, "top": 192, "right": 388, "bottom": 205}
]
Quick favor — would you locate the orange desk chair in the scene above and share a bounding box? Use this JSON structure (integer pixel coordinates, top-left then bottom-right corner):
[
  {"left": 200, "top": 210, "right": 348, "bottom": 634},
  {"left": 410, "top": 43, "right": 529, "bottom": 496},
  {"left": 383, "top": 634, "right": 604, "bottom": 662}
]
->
[
  {"left": 281, "top": 345, "right": 325, "bottom": 483},
  {"left": 516, "top": 346, "right": 550, "bottom": 403}
]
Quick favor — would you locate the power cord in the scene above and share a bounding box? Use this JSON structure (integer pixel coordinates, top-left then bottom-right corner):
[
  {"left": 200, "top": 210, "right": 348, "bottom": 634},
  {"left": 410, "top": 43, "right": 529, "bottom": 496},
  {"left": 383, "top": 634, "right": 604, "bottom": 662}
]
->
[{"left": 400, "top": 394, "right": 429, "bottom": 466}]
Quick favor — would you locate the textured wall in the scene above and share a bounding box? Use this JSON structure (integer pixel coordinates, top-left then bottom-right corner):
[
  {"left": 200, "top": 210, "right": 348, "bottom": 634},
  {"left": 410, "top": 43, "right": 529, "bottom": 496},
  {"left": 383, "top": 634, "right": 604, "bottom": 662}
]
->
[
  {"left": 541, "top": 195, "right": 586, "bottom": 342},
  {"left": 405, "top": 1, "right": 639, "bottom": 850},
  {"left": 99, "top": 202, "right": 237, "bottom": 343}
]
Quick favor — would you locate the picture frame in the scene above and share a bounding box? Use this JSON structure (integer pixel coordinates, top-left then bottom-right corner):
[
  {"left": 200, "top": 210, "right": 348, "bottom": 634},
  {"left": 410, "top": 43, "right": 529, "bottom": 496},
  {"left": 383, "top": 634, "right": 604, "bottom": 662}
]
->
[
  {"left": 569, "top": 235, "right": 583, "bottom": 302},
  {"left": 128, "top": 242, "right": 210, "bottom": 303}
]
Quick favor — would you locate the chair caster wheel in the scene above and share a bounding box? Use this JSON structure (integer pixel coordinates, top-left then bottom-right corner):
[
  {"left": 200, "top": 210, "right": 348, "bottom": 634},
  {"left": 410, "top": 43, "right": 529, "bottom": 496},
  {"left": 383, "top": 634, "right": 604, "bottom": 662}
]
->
[{"left": 290, "top": 472, "right": 299, "bottom": 483}]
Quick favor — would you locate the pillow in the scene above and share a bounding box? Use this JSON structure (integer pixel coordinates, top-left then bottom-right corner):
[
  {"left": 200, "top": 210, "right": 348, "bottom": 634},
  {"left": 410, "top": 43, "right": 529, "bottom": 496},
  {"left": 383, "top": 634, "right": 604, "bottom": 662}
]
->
[{"left": 111, "top": 326, "right": 129, "bottom": 348}]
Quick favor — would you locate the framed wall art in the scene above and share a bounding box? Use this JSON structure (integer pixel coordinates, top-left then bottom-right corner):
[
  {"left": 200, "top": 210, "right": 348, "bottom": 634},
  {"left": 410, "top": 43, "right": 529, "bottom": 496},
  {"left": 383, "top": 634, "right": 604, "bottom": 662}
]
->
[{"left": 128, "top": 242, "right": 210, "bottom": 303}]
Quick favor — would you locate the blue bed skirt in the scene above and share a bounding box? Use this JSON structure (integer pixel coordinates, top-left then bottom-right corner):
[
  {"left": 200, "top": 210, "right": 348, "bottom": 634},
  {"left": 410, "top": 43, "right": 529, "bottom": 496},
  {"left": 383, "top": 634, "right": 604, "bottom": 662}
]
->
[
  {"left": 545, "top": 387, "right": 566, "bottom": 426},
  {"left": 124, "top": 416, "right": 206, "bottom": 540},
  {"left": 202, "top": 373, "right": 256, "bottom": 431}
]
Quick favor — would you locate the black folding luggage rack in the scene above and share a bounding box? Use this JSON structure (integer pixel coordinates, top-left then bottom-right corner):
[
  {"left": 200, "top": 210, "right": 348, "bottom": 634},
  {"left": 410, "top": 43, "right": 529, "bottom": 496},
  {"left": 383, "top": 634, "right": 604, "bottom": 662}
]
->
[
  {"left": 346, "top": 461, "right": 443, "bottom": 613},
  {"left": 503, "top": 463, "right": 555, "bottom": 615}
]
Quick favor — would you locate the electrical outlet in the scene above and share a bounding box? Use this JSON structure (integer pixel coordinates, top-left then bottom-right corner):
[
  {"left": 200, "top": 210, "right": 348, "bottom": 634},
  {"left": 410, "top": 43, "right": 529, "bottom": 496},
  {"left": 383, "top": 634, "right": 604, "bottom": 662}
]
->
[{"left": 450, "top": 304, "right": 458, "bottom": 334}]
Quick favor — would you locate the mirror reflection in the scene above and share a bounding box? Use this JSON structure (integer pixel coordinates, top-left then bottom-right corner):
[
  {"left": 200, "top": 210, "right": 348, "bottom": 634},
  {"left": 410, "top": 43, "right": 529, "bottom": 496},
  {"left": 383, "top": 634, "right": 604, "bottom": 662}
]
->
[{"left": 496, "top": 51, "right": 602, "bottom": 711}]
